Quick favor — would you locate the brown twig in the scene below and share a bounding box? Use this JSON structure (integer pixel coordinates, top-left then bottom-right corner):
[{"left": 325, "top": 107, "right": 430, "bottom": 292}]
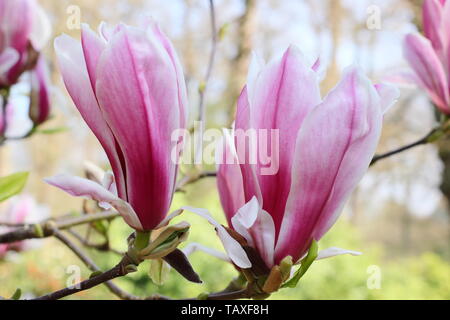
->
[
  {"left": 33, "top": 255, "right": 135, "bottom": 300},
  {"left": 0, "top": 211, "right": 118, "bottom": 244},
  {"left": 197, "top": 0, "right": 218, "bottom": 124},
  {"left": 66, "top": 229, "right": 123, "bottom": 256},
  {"left": 371, "top": 123, "right": 449, "bottom": 166},
  {"left": 176, "top": 170, "right": 217, "bottom": 191},
  {"left": 52, "top": 229, "right": 144, "bottom": 300}
]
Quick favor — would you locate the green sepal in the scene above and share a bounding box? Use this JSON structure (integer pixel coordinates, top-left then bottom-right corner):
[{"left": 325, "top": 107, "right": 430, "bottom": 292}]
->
[
  {"left": 148, "top": 259, "right": 170, "bottom": 286},
  {"left": 282, "top": 240, "right": 318, "bottom": 288}
]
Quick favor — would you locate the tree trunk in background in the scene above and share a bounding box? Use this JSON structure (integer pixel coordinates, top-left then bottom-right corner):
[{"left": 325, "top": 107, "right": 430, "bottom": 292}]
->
[{"left": 227, "top": 0, "right": 257, "bottom": 126}]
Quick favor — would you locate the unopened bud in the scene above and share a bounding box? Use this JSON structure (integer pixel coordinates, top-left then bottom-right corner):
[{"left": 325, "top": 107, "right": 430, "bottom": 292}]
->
[{"left": 139, "top": 222, "right": 190, "bottom": 260}]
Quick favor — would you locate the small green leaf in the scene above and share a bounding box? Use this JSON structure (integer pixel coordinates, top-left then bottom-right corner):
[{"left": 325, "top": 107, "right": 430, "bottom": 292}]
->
[
  {"left": 0, "top": 172, "right": 29, "bottom": 202},
  {"left": 10, "top": 288, "right": 22, "bottom": 300},
  {"left": 282, "top": 240, "right": 318, "bottom": 288},
  {"left": 37, "top": 127, "right": 69, "bottom": 135}
]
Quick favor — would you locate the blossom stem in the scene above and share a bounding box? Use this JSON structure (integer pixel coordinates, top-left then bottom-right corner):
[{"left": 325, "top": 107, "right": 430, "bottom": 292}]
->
[{"left": 134, "top": 230, "right": 151, "bottom": 250}]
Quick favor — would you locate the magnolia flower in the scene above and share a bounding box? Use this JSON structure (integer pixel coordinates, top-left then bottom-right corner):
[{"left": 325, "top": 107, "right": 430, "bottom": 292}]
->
[
  {"left": 29, "top": 56, "right": 51, "bottom": 126},
  {"left": 216, "top": 46, "right": 399, "bottom": 270},
  {"left": 0, "top": 0, "right": 51, "bottom": 87},
  {"left": 403, "top": 0, "right": 450, "bottom": 114},
  {"left": 0, "top": 61, "right": 51, "bottom": 139},
  {"left": 0, "top": 195, "right": 49, "bottom": 259},
  {"left": 48, "top": 21, "right": 188, "bottom": 232}
]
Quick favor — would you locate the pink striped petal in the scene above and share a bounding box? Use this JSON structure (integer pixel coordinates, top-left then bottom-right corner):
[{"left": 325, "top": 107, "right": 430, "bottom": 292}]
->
[
  {"left": 404, "top": 34, "right": 450, "bottom": 113},
  {"left": 54, "top": 34, "right": 127, "bottom": 200},
  {"left": 152, "top": 23, "right": 188, "bottom": 129},
  {"left": 29, "top": 57, "right": 51, "bottom": 125},
  {"left": 182, "top": 206, "right": 251, "bottom": 269},
  {"left": 235, "top": 46, "right": 321, "bottom": 236},
  {"left": 374, "top": 83, "right": 400, "bottom": 114},
  {"left": 0, "top": 48, "right": 19, "bottom": 84},
  {"left": 0, "top": 0, "right": 33, "bottom": 84},
  {"left": 81, "top": 24, "right": 106, "bottom": 92},
  {"left": 231, "top": 197, "right": 275, "bottom": 268},
  {"left": 95, "top": 26, "right": 181, "bottom": 230},
  {"left": 423, "top": 0, "right": 445, "bottom": 54},
  {"left": 444, "top": 1, "right": 450, "bottom": 75},
  {"left": 234, "top": 87, "right": 263, "bottom": 207},
  {"left": 0, "top": 0, "right": 32, "bottom": 52},
  {"left": 316, "top": 247, "right": 362, "bottom": 260},
  {"left": 29, "top": 3, "right": 52, "bottom": 51},
  {"left": 275, "top": 67, "right": 384, "bottom": 264},
  {"left": 216, "top": 132, "right": 245, "bottom": 224},
  {"left": 44, "top": 174, "right": 143, "bottom": 231}
]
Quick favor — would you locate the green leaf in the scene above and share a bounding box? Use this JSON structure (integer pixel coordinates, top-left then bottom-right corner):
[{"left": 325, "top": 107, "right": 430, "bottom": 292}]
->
[
  {"left": 37, "top": 127, "right": 68, "bottom": 135},
  {"left": 282, "top": 240, "right": 318, "bottom": 288},
  {"left": 0, "top": 172, "right": 29, "bottom": 202},
  {"left": 10, "top": 288, "right": 22, "bottom": 300}
]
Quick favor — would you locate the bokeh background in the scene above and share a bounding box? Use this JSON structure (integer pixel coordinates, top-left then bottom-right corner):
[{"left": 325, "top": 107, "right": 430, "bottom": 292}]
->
[{"left": 0, "top": 0, "right": 449, "bottom": 299}]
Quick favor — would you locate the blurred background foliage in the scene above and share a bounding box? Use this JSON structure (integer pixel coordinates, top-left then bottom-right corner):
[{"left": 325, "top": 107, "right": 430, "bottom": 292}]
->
[{"left": 0, "top": 0, "right": 449, "bottom": 299}]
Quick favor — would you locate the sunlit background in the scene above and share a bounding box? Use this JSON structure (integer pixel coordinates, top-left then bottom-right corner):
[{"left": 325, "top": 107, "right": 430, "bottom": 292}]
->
[{"left": 0, "top": 0, "right": 449, "bottom": 299}]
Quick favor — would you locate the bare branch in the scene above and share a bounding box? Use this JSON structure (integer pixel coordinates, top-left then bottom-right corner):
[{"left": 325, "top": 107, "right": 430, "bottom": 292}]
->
[
  {"left": 197, "top": 0, "right": 218, "bottom": 124},
  {"left": 0, "top": 211, "right": 118, "bottom": 244},
  {"left": 33, "top": 255, "right": 135, "bottom": 300},
  {"left": 176, "top": 170, "right": 217, "bottom": 192},
  {"left": 370, "top": 123, "right": 448, "bottom": 166},
  {"left": 52, "top": 229, "right": 143, "bottom": 300}
]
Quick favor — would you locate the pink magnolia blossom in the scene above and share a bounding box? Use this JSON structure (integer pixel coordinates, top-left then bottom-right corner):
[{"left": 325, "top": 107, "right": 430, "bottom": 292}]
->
[
  {"left": 403, "top": 0, "right": 450, "bottom": 114},
  {"left": 0, "top": 0, "right": 51, "bottom": 87},
  {"left": 49, "top": 21, "right": 188, "bottom": 231},
  {"left": 0, "top": 195, "right": 49, "bottom": 258},
  {"left": 29, "top": 56, "right": 51, "bottom": 126},
  {"left": 216, "top": 46, "right": 399, "bottom": 268}
]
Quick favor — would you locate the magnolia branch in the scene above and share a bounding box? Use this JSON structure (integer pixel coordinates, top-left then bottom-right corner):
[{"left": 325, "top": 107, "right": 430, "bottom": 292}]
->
[
  {"left": 33, "top": 255, "right": 136, "bottom": 300},
  {"left": 371, "top": 121, "right": 450, "bottom": 166},
  {"left": 197, "top": 0, "right": 218, "bottom": 124},
  {"left": 176, "top": 170, "right": 217, "bottom": 191},
  {"left": 0, "top": 211, "right": 118, "bottom": 244},
  {"left": 51, "top": 229, "right": 170, "bottom": 300},
  {"left": 66, "top": 229, "right": 123, "bottom": 256}
]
